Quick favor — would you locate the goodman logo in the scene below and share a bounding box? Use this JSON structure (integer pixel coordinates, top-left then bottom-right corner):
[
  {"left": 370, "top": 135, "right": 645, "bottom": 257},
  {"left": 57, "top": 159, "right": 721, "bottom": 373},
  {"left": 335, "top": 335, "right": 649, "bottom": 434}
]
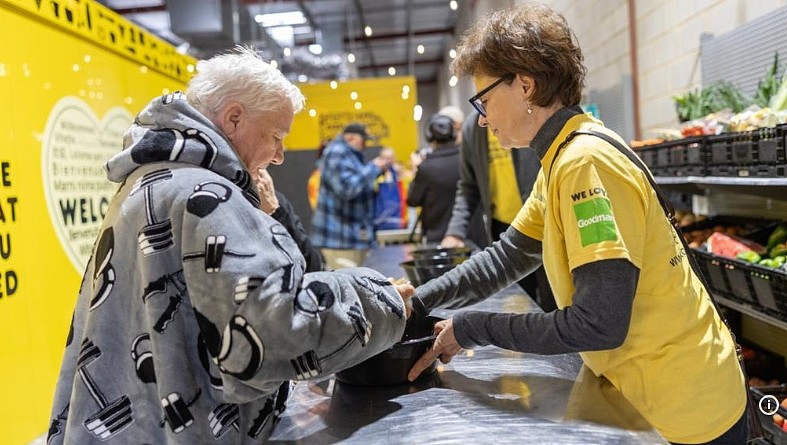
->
[
  {"left": 577, "top": 214, "right": 615, "bottom": 228},
  {"left": 573, "top": 197, "right": 618, "bottom": 246}
]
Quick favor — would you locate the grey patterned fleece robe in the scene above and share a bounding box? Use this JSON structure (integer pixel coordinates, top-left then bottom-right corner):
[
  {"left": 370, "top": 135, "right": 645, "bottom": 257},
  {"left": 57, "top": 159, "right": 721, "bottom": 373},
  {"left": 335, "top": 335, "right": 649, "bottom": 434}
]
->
[{"left": 48, "top": 93, "right": 406, "bottom": 444}]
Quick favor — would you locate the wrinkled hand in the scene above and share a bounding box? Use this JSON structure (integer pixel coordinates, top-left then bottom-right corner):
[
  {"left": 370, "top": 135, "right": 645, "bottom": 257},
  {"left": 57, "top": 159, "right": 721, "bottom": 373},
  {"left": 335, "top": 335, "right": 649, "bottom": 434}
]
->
[
  {"left": 389, "top": 277, "right": 415, "bottom": 318},
  {"left": 255, "top": 168, "right": 279, "bottom": 215},
  {"left": 440, "top": 235, "right": 465, "bottom": 248},
  {"left": 408, "top": 318, "right": 463, "bottom": 381}
]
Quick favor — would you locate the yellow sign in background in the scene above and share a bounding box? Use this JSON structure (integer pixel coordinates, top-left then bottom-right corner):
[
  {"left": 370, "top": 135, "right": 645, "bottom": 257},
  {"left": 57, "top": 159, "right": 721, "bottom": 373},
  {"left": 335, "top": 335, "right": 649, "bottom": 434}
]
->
[
  {"left": 0, "top": 1, "right": 194, "bottom": 443},
  {"left": 285, "top": 76, "right": 418, "bottom": 161}
]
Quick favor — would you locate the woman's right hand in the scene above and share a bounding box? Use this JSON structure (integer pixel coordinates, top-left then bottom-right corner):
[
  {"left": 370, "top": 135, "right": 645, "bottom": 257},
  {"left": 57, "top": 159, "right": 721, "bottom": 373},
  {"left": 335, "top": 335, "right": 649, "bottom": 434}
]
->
[
  {"left": 408, "top": 318, "right": 463, "bottom": 381},
  {"left": 440, "top": 235, "right": 465, "bottom": 248}
]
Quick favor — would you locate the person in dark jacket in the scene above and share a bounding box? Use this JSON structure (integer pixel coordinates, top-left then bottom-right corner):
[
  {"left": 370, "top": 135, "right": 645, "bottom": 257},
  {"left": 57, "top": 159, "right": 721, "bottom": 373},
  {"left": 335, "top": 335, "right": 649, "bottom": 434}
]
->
[
  {"left": 255, "top": 167, "right": 324, "bottom": 272},
  {"left": 407, "top": 114, "right": 467, "bottom": 244}
]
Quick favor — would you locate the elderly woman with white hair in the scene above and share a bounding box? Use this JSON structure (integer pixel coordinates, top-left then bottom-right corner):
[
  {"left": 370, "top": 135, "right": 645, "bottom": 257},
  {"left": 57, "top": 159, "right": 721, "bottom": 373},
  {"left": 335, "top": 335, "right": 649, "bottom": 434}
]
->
[{"left": 48, "top": 47, "right": 413, "bottom": 444}]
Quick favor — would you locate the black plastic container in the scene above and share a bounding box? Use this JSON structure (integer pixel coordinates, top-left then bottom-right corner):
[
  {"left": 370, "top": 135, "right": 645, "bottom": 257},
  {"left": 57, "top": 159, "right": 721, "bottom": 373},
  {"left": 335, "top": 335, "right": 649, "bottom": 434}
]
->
[
  {"left": 335, "top": 315, "right": 443, "bottom": 386},
  {"left": 409, "top": 246, "right": 473, "bottom": 260},
  {"left": 401, "top": 257, "right": 462, "bottom": 286}
]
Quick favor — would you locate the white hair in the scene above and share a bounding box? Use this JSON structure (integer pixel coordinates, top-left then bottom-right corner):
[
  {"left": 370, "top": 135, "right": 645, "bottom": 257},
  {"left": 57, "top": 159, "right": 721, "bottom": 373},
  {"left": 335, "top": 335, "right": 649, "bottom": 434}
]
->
[
  {"left": 438, "top": 105, "right": 465, "bottom": 125},
  {"left": 187, "top": 46, "right": 305, "bottom": 120}
]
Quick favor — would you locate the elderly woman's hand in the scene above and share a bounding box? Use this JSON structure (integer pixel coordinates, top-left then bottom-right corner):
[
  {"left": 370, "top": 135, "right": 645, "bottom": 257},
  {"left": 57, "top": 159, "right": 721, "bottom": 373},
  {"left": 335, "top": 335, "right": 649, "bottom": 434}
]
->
[
  {"left": 255, "top": 167, "right": 280, "bottom": 215},
  {"left": 389, "top": 277, "right": 415, "bottom": 318},
  {"left": 408, "top": 317, "right": 463, "bottom": 381}
]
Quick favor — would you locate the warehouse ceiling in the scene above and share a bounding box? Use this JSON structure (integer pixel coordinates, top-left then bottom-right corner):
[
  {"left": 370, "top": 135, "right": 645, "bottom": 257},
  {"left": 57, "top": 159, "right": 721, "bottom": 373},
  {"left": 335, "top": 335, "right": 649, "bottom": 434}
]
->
[{"left": 99, "top": 0, "right": 463, "bottom": 85}]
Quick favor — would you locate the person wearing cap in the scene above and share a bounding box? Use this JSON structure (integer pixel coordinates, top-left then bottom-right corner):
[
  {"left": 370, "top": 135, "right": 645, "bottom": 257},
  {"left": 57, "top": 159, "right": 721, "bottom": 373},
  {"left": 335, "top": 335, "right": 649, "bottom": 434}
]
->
[{"left": 311, "top": 123, "right": 392, "bottom": 269}]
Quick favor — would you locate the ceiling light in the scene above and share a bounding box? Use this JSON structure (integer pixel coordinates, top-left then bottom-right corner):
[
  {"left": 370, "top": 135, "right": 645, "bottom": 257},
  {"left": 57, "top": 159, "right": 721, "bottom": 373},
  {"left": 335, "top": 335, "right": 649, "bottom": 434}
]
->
[
  {"left": 354, "top": 101, "right": 362, "bottom": 110},
  {"left": 417, "top": 44, "right": 425, "bottom": 54},
  {"left": 270, "top": 60, "right": 278, "bottom": 69},
  {"left": 255, "top": 11, "right": 307, "bottom": 27},
  {"left": 402, "top": 85, "right": 410, "bottom": 93},
  {"left": 449, "top": 75, "right": 458, "bottom": 87},
  {"left": 450, "top": 0, "right": 458, "bottom": 11},
  {"left": 308, "top": 44, "right": 323, "bottom": 54},
  {"left": 350, "top": 91, "right": 358, "bottom": 100},
  {"left": 449, "top": 48, "right": 456, "bottom": 59},
  {"left": 413, "top": 105, "right": 423, "bottom": 121},
  {"left": 364, "top": 26, "right": 372, "bottom": 37},
  {"left": 297, "top": 74, "right": 308, "bottom": 83},
  {"left": 309, "top": 109, "right": 317, "bottom": 117},
  {"left": 330, "top": 80, "right": 338, "bottom": 89},
  {"left": 347, "top": 53, "right": 356, "bottom": 63},
  {"left": 187, "top": 64, "right": 195, "bottom": 73},
  {"left": 283, "top": 47, "right": 291, "bottom": 57},
  {"left": 388, "top": 67, "right": 396, "bottom": 76}
]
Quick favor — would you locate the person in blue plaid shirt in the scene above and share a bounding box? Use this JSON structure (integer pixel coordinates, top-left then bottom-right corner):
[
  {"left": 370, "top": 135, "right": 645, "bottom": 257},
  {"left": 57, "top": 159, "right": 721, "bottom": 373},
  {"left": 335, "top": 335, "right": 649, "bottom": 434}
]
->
[{"left": 311, "top": 123, "right": 391, "bottom": 269}]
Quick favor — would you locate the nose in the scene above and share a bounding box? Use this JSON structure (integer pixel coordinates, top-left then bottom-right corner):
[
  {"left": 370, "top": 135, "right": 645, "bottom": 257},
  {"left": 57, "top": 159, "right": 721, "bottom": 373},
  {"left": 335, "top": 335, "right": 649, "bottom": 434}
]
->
[
  {"left": 270, "top": 145, "right": 284, "bottom": 165},
  {"left": 477, "top": 115, "right": 488, "bottom": 127}
]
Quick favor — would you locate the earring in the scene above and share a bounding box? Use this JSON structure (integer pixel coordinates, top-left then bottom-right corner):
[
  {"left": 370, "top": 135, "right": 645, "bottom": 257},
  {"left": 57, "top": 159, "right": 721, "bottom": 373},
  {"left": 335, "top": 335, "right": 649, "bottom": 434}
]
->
[{"left": 527, "top": 102, "right": 533, "bottom": 114}]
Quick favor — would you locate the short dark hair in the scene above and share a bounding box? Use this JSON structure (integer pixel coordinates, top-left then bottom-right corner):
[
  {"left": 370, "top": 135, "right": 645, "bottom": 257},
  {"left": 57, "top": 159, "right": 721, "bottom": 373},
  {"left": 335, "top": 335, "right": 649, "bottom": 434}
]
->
[{"left": 451, "top": 4, "right": 586, "bottom": 107}]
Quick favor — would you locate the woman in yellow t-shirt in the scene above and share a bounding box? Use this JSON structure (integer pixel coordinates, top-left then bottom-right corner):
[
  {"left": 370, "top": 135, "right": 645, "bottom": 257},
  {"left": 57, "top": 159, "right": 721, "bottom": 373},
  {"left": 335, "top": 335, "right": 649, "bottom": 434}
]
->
[{"left": 408, "top": 5, "right": 747, "bottom": 444}]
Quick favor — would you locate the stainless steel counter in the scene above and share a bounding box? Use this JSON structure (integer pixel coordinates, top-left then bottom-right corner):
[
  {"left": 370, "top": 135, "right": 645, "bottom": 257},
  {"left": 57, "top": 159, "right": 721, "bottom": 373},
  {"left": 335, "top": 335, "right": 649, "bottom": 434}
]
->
[{"left": 270, "top": 245, "right": 667, "bottom": 444}]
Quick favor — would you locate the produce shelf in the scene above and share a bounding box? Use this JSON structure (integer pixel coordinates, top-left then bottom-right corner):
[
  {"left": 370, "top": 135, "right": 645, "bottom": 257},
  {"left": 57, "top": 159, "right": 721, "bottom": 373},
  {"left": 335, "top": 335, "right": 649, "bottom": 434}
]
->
[
  {"left": 656, "top": 176, "right": 787, "bottom": 200},
  {"left": 716, "top": 295, "right": 787, "bottom": 332}
]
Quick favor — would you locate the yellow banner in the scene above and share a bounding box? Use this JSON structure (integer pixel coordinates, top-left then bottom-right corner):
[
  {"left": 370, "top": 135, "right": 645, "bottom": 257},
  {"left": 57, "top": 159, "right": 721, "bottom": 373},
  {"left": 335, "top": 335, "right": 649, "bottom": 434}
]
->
[
  {"left": 285, "top": 76, "right": 418, "bottom": 162},
  {"left": 0, "top": 2, "right": 194, "bottom": 443}
]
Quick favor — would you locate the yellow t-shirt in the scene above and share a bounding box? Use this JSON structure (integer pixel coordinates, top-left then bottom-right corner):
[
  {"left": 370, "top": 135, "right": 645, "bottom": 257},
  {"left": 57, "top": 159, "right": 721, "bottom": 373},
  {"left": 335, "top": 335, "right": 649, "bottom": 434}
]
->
[
  {"left": 487, "top": 128, "right": 522, "bottom": 223},
  {"left": 512, "top": 113, "right": 745, "bottom": 443}
]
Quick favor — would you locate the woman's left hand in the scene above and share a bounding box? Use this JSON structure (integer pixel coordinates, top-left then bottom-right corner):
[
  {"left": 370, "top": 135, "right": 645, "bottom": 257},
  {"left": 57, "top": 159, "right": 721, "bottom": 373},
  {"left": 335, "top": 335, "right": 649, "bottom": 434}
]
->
[{"left": 408, "top": 317, "right": 463, "bottom": 381}]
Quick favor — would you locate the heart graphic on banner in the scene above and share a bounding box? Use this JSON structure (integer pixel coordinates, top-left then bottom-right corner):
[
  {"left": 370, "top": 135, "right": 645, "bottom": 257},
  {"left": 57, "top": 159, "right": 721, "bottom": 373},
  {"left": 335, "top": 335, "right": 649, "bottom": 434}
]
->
[{"left": 42, "top": 97, "right": 132, "bottom": 273}]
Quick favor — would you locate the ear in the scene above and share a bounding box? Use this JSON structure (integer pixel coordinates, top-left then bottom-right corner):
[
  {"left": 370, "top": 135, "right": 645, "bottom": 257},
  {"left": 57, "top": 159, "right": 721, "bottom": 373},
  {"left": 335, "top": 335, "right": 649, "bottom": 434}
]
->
[
  {"left": 515, "top": 74, "right": 535, "bottom": 100},
  {"left": 217, "top": 102, "right": 243, "bottom": 136}
]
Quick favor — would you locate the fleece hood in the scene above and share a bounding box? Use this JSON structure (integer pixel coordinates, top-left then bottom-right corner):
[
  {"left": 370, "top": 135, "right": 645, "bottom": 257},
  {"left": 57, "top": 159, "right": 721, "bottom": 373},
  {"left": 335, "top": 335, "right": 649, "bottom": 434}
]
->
[{"left": 106, "top": 92, "right": 260, "bottom": 207}]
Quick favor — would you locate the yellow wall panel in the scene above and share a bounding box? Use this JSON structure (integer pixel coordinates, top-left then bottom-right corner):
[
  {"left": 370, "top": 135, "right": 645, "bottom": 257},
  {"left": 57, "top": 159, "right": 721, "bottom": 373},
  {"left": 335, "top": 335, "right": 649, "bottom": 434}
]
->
[
  {"left": 0, "top": 1, "right": 194, "bottom": 443},
  {"left": 285, "top": 76, "right": 418, "bottom": 162}
]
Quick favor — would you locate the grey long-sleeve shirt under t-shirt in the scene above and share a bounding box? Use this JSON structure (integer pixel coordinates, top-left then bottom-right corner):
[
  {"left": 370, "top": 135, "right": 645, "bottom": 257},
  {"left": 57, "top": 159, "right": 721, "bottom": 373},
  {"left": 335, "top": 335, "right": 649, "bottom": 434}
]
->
[
  {"left": 417, "top": 227, "right": 639, "bottom": 354},
  {"left": 416, "top": 106, "right": 640, "bottom": 355}
]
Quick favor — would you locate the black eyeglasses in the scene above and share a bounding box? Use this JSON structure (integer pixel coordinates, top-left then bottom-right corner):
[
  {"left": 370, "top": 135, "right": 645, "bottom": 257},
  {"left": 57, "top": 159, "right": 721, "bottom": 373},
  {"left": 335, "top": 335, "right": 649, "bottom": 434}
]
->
[{"left": 468, "top": 75, "right": 514, "bottom": 117}]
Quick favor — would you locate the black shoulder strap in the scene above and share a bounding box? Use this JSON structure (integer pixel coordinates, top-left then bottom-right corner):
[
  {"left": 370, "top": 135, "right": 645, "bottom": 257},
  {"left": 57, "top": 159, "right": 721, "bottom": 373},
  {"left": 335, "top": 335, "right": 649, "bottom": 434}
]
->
[{"left": 564, "top": 129, "right": 711, "bottom": 299}]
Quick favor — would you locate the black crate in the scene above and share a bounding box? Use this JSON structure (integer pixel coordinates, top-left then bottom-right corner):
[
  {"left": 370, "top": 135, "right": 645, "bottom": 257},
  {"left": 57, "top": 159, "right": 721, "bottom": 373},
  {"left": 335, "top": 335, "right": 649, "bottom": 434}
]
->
[
  {"left": 679, "top": 136, "right": 706, "bottom": 166},
  {"left": 756, "top": 125, "right": 785, "bottom": 165},
  {"left": 635, "top": 146, "right": 659, "bottom": 169},
  {"left": 683, "top": 217, "right": 786, "bottom": 311},
  {"left": 637, "top": 137, "right": 707, "bottom": 176},
  {"left": 708, "top": 126, "right": 787, "bottom": 177},
  {"left": 730, "top": 131, "right": 756, "bottom": 165},
  {"left": 693, "top": 250, "right": 760, "bottom": 305},
  {"left": 750, "top": 386, "right": 787, "bottom": 445},
  {"left": 707, "top": 133, "right": 732, "bottom": 167}
]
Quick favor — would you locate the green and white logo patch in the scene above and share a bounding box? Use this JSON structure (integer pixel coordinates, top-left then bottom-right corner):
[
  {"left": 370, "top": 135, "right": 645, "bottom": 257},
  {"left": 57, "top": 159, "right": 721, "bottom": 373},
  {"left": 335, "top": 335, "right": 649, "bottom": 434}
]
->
[{"left": 573, "top": 197, "right": 618, "bottom": 246}]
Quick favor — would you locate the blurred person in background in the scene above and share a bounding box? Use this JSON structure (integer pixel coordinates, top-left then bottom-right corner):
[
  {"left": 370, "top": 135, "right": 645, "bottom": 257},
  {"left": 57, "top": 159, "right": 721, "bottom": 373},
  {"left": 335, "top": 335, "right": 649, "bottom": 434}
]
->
[
  {"left": 408, "top": 113, "right": 477, "bottom": 244},
  {"left": 440, "top": 107, "right": 552, "bottom": 309},
  {"left": 408, "top": 5, "right": 746, "bottom": 444},
  {"left": 49, "top": 47, "right": 413, "bottom": 444},
  {"left": 311, "top": 123, "right": 392, "bottom": 269},
  {"left": 255, "top": 167, "right": 324, "bottom": 272}
]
